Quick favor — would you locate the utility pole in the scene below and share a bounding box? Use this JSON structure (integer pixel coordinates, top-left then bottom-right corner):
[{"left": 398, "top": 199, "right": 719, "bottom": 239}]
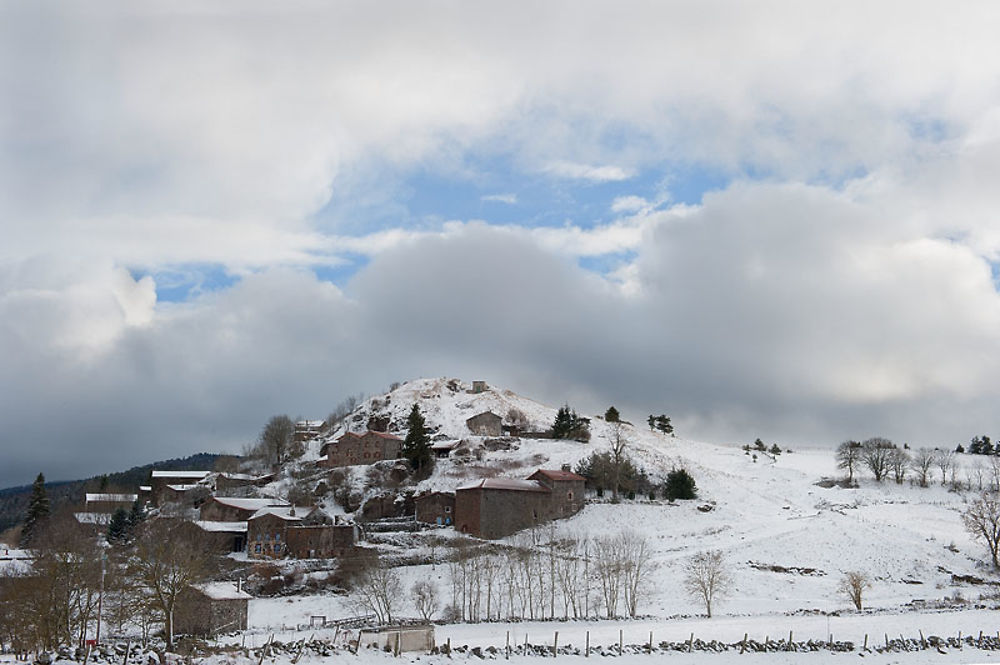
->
[{"left": 96, "top": 550, "right": 107, "bottom": 644}]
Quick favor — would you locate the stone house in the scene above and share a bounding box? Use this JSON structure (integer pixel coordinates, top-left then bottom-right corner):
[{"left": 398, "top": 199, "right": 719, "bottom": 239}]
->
[
  {"left": 174, "top": 582, "right": 250, "bottom": 637},
  {"left": 454, "top": 468, "right": 587, "bottom": 539},
  {"left": 295, "top": 420, "right": 326, "bottom": 442},
  {"left": 471, "top": 381, "right": 488, "bottom": 393},
  {"left": 414, "top": 491, "right": 455, "bottom": 526},
  {"left": 199, "top": 496, "right": 289, "bottom": 523},
  {"left": 527, "top": 468, "right": 586, "bottom": 517},
  {"left": 320, "top": 431, "right": 403, "bottom": 468},
  {"left": 149, "top": 470, "right": 211, "bottom": 505},
  {"left": 465, "top": 411, "right": 503, "bottom": 437},
  {"left": 248, "top": 506, "right": 356, "bottom": 559},
  {"left": 454, "top": 478, "right": 552, "bottom": 539},
  {"left": 285, "top": 519, "right": 357, "bottom": 559}
]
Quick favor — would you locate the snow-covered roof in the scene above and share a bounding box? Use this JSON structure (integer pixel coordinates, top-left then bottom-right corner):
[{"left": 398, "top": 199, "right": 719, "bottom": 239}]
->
[
  {"left": 296, "top": 420, "right": 325, "bottom": 428},
  {"left": 86, "top": 493, "right": 138, "bottom": 503},
  {"left": 456, "top": 478, "right": 549, "bottom": 492},
  {"left": 165, "top": 484, "right": 199, "bottom": 491},
  {"left": 431, "top": 439, "right": 461, "bottom": 450},
  {"left": 194, "top": 520, "right": 248, "bottom": 533},
  {"left": 151, "top": 470, "right": 212, "bottom": 479},
  {"left": 219, "top": 472, "right": 262, "bottom": 481},
  {"left": 190, "top": 582, "right": 252, "bottom": 601},
  {"left": 249, "top": 506, "right": 312, "bottom": 521},
  {"left": 74, "top": 512, "right": 112, "bottom": 525},
  {"left": 139, "top": 485, "right": 151, "bottom": 492},
  {"left": 208, "top": 496, "right": 288, "bottom": 511}
]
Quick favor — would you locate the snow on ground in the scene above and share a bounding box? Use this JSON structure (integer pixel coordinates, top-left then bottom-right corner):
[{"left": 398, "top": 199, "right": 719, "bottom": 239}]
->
[{"left": 235, "top": 379, "right": 999, "bottom": 663}]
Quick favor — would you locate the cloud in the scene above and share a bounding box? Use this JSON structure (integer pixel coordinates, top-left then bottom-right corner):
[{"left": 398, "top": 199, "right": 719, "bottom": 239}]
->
[
  {"left": 542, "top": 161, "right": 635, "bottom": 183},
  {"left": 3, "top": 2, "right": 1000, "bottom": 487},
  {"left": 481, "top": 193, "right": 518, "bottom": 205},
  {"left": 610, "top": 196, "right": 650, "bottom": 213}
]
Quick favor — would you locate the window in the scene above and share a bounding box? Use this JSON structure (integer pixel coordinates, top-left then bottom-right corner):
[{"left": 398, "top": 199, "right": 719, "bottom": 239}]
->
[
  {"left": 255, "top": 544, "right": 261, "bottom": 554},
  {"left": 444, "top": 506, "right": 451, "bottom": 514},
  {"left": 275, "top": 533, "right": 281, "bottom": 541},
  {"left": 567, "top": 491, "right": 574, "bottom": 500}
]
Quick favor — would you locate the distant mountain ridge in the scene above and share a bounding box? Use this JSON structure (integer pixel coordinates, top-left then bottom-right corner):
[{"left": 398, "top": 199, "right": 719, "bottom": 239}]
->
[{"left": 0, "top": 452, "right": 226, "bottom": 534}]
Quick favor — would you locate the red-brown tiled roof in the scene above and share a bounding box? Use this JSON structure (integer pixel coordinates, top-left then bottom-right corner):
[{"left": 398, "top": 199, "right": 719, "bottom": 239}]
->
[
  {"left": 457, "top": 478, "right": 550, "bottom": 493},
  {"left": 530, "top": 469, "right": 587, "bottom": 482}
]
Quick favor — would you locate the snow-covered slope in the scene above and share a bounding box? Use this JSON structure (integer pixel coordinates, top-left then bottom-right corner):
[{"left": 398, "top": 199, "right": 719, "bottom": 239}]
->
[{"left": 273, "top": 378, "right": 985, "bottom": 619}]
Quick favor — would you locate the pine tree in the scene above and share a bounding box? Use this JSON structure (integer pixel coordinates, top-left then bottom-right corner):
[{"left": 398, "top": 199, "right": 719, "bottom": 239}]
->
[
  {"left": 655, "top": 414, "right": 673, "bottom": 435},
  {"left": 107, "top": 507, "right": 130, "bottom": 543},
  {"left": 127, "top": 497, "right": 145, "bottom": 534},
  {"left": 647, "top": 415, "right": 656, "bottom": 431},
  {"left": 604, "top": 406, "right": 620, "bottom": 423},
  {"left": 402, "top": 404, "right": 432, "bottom": 472},
  {"left": 20, "top": 472, "right": 50, "bottom": 546},
  {"left": 664, "top": 468, "right": 698, "bottom": 500},
  {"left": 552, "top": 405, "right": 573, "bottom": 439}
]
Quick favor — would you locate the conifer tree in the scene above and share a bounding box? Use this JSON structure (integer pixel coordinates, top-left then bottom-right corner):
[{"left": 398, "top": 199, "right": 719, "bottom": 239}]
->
[
  {"left": 20, "top": 472, "right": 50, "bottom": 546},
  {"left": 552, "top": 405, "right": 574, "bottom": 439},
  {"left": 402, "top": 404, "right": 432, "bottom": 472},
  {"left": 107, "top": 507, "right": 130, "bottom": 543},
  {"left": 604, "top": 406, "right": 620, "bottom": 423},
  {"left": 647, "top": 415, "right": 656, "bottom": 431},
  {"left": 127, "top": 497, "right": 145, "bottom": 533}
]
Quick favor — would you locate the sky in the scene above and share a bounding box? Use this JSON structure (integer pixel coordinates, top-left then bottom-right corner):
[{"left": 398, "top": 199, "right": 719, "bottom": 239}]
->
[{"left": 3, "top": 1, "right": 1000, "bottom": 488}]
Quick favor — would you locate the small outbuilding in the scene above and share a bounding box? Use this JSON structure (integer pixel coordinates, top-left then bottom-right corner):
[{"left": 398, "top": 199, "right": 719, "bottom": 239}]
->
[
  {"left": 465, "top": 411, "right": 503, "bottom": 437},
  {"left": 414, "top": 491, "right": 455, "bottom": 526},
  {"left": 358, "top": 625, "right": 435, "bottom": 653},
  {"left": 174, "top": 582, "right": 251, "bottom": 637}
]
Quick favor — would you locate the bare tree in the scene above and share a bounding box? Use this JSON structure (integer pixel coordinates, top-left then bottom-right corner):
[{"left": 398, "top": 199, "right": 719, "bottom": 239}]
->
[
  {"left": 619, "top": 532, "right": 655, "bottom": 618},
  {"left": 256, "top": 414, "right": 299, "bottom": 469},
  {"left": 683, "top": 550, "right": 733, "bottom": 618},
  {"left": 967, "top": 461, "right": 986, "bottom": 492},
  {"left": 835, "top": 440, "right": 862, "bottom": 484},
  {"left": 910, "top": 448, "right": 936, "bottom": 487},
  {"left": 963, "top": 493, "right": 1000, "bottom": 568},
  {"left": 608, "top": 421, "right": 629, "bottom": 501},
  {"left": 357, "top": 560, "right": 403, "bottom": 624},
  {"left": 593, "top": 535, "right": 622, "bottom": 618},
  {"left": 888, "top": 447, "right": 910, "bottom": 485},
  {"left": 130, "top": 519, "right": 216, "bottom": 649},
  {"left": 936, "top": 451, "right": 956, "bottom": 487},
  {"left": 861, "top": 437, "right": 894, "bottom": 482},
  {"left": 838, "top": 571, "right": 871, "bottom": 610},
  {"left": 411, "top": 580, "right": 439, "bottom": 622}
]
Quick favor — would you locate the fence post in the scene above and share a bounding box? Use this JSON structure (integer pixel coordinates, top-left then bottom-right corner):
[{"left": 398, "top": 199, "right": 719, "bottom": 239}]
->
[
  {"left": 648, "top": 631, "right": 652, "bottom": 653},
  {"left": 863, "top": 634, "right": 868, "bottom": 651},
  {"left": 553, "top": 631, "right": 558, "bottom": 658},
  {"left": 919, "top": 630, "right": 927, "bottom": 649},
  {"left": 787, "top": 631, "right": 793, "bottom": 651},
  {"left": 506, "top": 631, "right": 510, "bottom": 660},
  {"left": 688, "top": 633, "right": 694, "bottom": 653},
  {"left": 618, "top": 630, "right": 623, "bottom": 653},
  {"left": 585, "top": 631, "right": 590, "bottom": 658},
  {"left": 741, "top": 633, "right": 747, "bottom": 654}
]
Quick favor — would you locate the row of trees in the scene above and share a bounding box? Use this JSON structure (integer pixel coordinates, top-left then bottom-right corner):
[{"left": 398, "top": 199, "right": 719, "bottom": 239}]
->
[
  {"left": 835, "top": 438, "right": 960, "bottom": 487},
  {"left": 1, "top": 514, "right": 217, "bottom": 653},
  {"left": 353, "top": 530, "right": 658, "bottom": 623}
]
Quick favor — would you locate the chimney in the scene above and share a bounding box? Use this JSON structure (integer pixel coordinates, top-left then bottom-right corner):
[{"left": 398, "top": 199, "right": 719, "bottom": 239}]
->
[{"left": 561, "top": 464, "right": 571, "bottom": 472}]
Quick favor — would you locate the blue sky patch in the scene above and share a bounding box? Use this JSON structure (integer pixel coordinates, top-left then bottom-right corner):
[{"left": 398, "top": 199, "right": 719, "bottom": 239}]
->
[{"left": 131, "top": 264, "right": 238, "bottom": 303}]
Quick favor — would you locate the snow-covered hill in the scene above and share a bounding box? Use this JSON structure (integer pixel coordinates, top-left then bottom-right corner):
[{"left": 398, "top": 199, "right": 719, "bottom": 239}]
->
[{"left": 269, "top": 377, "right": 988, "bottom": 622}]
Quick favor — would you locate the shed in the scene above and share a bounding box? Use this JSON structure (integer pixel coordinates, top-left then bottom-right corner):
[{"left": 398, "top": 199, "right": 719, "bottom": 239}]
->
[
  {"left": 174, "top": 582, "right": 251, "bottom": 637},
  {"left": 358, "top": 625, "right": 434, "bottom": 653},
  {"left": 414, "top": 491, "right": 455, "bottom": 526},
  {"left": 465, "top": 411, "right": 503, "bottom": 437}
]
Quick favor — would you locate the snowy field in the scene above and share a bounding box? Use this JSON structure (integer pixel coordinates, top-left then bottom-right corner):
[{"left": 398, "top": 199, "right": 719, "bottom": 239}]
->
[{"left": 225, "top": 379, "right": 1000, "bottom": 664}]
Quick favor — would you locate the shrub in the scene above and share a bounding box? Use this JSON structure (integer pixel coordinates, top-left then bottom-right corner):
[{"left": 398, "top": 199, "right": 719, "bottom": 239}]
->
[{"left": 664, "top": 468, "right": 698, "bottom": 500}]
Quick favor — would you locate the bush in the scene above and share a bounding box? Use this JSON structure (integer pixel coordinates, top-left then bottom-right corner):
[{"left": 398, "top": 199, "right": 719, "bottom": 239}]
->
[{"left": 664, "top": 468, "right": 698, "bottom": 500}]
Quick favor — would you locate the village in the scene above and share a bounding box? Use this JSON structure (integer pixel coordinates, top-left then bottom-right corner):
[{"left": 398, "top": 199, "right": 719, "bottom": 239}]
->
[{"left": 3, "top": 377, "right": 1000, "bottom": 665}]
